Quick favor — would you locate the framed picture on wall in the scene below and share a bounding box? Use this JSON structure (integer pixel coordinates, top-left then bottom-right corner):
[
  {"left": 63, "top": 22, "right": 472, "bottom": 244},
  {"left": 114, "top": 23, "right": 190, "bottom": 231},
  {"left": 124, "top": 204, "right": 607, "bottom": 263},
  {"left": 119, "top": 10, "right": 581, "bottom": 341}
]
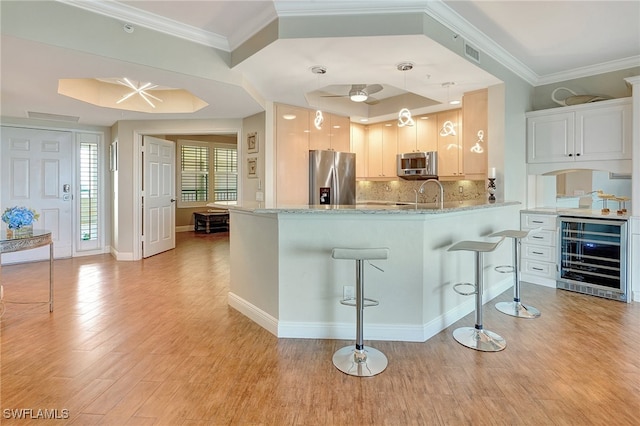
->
[
  {"left": 247, "top": 157, "right": 257, "bottom": 178},
  {"left": 247, "top": 132, "right": 258, "bottom": 154}
]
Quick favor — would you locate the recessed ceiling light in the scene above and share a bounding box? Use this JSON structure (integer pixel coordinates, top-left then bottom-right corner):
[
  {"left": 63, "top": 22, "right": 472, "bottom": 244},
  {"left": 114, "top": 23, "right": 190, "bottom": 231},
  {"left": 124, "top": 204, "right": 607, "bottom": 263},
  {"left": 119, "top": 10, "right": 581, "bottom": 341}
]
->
[
  {"left": 283, "top": 114, "right": 296, "bottom": 120},
  {"left": 359, "top": 118, "right": 369, "bottom": 122},
  {"left": 449, "top": 100, "right": 461, "bottom": 105}
]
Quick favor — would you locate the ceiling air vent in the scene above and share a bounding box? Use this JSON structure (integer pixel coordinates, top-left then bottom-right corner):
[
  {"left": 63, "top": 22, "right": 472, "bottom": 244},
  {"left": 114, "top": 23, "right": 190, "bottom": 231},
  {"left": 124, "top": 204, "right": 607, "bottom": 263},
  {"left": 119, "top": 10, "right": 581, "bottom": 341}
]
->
[{"left": 464, "top": 42, "right": 481, "bottom": 64}]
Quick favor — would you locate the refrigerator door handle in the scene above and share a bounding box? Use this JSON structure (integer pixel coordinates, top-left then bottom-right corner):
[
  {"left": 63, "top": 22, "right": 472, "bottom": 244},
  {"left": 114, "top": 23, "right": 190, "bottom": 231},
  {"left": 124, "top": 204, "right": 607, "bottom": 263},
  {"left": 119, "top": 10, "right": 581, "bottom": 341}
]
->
[{"left": 331, "top": 168, "right": 338, "bottom": 205}]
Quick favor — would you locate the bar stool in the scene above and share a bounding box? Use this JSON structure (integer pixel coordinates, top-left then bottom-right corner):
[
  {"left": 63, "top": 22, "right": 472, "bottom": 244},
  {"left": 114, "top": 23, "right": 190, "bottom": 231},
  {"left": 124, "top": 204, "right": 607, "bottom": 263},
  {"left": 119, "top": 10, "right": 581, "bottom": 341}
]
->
[
  {"left": 331, "top": 247, "right": 389, "bottom": 377},
  {"left": 449, "top": 237, "right": 506, "bottom": 352},
  {"left": 490, "top": 229, "right": 541, "bottom": 319}
]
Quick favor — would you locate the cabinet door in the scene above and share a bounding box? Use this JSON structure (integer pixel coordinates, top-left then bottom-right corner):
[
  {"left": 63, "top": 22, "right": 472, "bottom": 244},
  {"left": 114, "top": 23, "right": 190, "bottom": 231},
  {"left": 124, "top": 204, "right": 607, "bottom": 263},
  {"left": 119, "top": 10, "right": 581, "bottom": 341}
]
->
[
  {"left": 350, "top": 123, "right": 367, "bottom": 178},
  {"left": 276, "top": 105, "right": 310, "bottom": 204},
  {"left": 367, "top": 123, "right": 384, "bottom": 177},
  {"left": 329, "top": 114, "right": 351, "bottom": 152},
  {"left": 308, "top": 111, "right": 330, "bottom": 151},
  {"left": 382, "top": 122, "right": 398, "bottom": 178},
  {"left": 416, "top": 115, "right": 437, "bottom": 152},
  {"left": 527, "top": 112, "right": 574, "bottom": 163},
  {"left": 576, "top": 103, "right": 632, "bottom": 161},
  {"left": 462, "top": 89, "right": 488, "bottom": 176},
  {"left": 397, "top": 122, "right": 417, "bottom": 153},
  {"left": 437, "top": 110, "right": 462, "bottom": 177},
  {"left": 366, "top": 122, "right": 397, "bottom": 179}
]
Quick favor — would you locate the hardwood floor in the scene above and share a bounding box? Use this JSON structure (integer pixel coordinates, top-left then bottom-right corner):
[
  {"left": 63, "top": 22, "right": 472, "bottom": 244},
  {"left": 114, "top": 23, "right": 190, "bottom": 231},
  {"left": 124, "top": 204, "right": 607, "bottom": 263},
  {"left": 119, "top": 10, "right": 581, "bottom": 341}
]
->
[{"left": 1, "top": 232, "right": 639, "bottom": 425}]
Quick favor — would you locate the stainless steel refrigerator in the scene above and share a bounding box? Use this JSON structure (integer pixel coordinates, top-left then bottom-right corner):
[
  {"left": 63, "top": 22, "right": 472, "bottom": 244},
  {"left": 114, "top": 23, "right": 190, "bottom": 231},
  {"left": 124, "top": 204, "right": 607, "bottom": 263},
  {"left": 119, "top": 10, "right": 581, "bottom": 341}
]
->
[{"left": 309, "top": 150, "right": 356, "bottom": 205}]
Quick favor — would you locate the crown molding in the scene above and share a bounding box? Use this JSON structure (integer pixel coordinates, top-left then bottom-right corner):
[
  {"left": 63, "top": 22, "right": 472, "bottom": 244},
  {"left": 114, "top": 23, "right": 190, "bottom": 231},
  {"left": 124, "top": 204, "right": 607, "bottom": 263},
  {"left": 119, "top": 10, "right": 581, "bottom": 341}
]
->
[
  {"left": 58, "top": 0, "right": 638, "bottom": 87},
  {"left": 273, "top": 0, "right": 540, "bottom": 86},
  {"left": 273, "top": 0, "right": 427, "bottom": 16},
  {"left": 56, "top": 0, "right": 230, "bottom": 51},
  {"left": 423, "top": 1, "right": 539, "bottom": 86},
  {"left": 537, "top": 56, "right": 640, "bottom": 86}
]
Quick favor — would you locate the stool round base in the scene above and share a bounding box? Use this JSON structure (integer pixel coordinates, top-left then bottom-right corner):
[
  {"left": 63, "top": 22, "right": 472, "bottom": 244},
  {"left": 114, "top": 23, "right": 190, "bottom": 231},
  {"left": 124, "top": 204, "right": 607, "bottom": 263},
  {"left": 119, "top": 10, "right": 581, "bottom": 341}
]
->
[
  {"left": 453, "top": 327, "right": 506, "bottom": 352},
  {"left": 332, "top": 345, "right": 388, "bottom": 377},
  {"left": 495, "top": 301, "right": 541, "bottom": 318}
]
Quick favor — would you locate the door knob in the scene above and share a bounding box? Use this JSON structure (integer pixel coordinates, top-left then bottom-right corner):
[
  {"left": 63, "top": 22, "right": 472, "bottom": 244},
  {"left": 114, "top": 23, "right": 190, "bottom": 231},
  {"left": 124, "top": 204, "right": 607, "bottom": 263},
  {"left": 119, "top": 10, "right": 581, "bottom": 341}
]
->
[{"left": 170, "top": 199, "right": 176, "bottom": 203}]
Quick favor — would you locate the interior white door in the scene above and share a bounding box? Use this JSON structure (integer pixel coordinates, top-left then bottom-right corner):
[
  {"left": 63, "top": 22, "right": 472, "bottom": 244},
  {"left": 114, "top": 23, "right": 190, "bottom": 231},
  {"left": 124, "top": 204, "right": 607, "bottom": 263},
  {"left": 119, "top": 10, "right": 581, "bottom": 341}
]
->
[
  {"left": 1, "top": 126, "right": 74, "bottom": 263},
  {"left": 143, "top": 136, "right": 175, "bottom": 258}
]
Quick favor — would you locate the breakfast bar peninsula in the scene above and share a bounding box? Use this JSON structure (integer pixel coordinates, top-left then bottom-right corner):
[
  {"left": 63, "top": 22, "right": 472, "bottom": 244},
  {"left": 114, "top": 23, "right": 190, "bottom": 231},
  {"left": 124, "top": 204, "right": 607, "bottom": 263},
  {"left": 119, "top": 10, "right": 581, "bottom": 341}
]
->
[{"left": 212, "top": 200, "right": 521, "bottom": 342}]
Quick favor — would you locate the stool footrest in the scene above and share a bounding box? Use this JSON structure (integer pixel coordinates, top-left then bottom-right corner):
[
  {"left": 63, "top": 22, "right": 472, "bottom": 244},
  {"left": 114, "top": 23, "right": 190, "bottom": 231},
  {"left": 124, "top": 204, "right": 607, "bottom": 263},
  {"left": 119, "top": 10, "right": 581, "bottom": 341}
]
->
[
  {"left": 495, "top": 265, "right": 515, "bottom": 274},
  {"left": 453, "top": 282, "right": 477, "bottom": 296},
  {"left": 340, "top": 297, "right": 379, "bottom": 307}
]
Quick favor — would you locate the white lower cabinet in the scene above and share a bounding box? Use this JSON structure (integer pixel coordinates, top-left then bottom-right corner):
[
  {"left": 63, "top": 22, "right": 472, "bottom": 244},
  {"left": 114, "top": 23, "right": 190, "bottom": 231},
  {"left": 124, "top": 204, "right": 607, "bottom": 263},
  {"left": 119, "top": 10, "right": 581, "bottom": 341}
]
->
[{"left": 520, "top": 211, "right": 558, "bottom": 287}]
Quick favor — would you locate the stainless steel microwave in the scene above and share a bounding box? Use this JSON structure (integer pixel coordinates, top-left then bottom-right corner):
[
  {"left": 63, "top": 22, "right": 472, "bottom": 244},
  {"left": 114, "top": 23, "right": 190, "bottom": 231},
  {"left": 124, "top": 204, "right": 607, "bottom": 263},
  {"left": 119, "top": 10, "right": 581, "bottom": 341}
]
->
[{"left": 397, "top": 151, "right": 438, "bottom": 179}]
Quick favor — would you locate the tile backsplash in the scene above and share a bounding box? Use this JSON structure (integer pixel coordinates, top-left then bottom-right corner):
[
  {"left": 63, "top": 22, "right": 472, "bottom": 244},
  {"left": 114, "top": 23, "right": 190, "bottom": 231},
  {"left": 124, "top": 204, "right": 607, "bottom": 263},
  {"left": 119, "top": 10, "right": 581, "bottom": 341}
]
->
[{"left": 356, "top": 179, "right": 487, "bottom": 204}]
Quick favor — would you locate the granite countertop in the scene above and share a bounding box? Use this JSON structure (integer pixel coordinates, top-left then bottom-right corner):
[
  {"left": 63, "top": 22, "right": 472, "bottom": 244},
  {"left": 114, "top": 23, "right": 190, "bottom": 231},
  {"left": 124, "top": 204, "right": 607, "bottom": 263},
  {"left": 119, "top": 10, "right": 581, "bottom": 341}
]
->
[
  {"left": 208, "top": 199, "right": 520, "bottom": 215},
  {"left": 522, "top": 207, "right": 631, "bottom": 220}
]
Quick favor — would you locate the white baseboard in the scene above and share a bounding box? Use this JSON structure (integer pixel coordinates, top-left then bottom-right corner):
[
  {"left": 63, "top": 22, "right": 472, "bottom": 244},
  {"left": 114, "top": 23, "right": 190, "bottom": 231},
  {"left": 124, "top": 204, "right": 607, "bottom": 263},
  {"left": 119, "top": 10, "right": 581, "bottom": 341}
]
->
[
  {"left": 228, "top": 277, "right": 513, "bottom": 342},
  {"left": 110, "top": 247, "right": 134, "bottom": 261},
  {"left": 521, "top": 273, "right": 556, "bottom": 288},
  {"left": 228, "top": 292, "right": 279, "bottom": 336},
  {"left": 176, "top": 225, "right": 194, "bottom": 233}
]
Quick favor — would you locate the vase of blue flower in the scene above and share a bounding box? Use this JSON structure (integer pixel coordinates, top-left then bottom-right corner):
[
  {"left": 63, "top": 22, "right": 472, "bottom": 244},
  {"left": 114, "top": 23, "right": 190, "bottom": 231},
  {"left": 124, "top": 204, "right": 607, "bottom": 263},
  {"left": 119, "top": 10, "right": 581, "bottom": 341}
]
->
[{"left": 2, "top": 206, "right": 39, "bottom": 238}]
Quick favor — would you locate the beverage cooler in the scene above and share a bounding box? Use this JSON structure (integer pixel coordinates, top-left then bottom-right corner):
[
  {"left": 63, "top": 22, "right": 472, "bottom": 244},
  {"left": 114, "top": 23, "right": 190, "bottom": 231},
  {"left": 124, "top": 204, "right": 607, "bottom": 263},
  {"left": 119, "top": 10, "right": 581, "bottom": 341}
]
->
[{"left": 557, "top": 216, "right": 629, "bottom": 302}]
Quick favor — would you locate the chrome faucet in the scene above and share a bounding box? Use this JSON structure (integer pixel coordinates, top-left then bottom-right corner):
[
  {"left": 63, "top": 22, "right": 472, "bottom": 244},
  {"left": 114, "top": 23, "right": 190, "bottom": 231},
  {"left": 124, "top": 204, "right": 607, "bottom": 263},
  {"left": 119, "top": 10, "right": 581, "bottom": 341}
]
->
[{"left": 415, "top": 179, "right": 444, "bottom": 208}]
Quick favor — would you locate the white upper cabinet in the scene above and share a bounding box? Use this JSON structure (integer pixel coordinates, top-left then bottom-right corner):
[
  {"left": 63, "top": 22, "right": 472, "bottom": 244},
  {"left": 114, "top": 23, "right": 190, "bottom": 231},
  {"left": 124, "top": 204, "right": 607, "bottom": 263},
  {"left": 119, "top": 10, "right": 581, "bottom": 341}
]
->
[
  {"left": 576, "top": 102, "right": 631, "bottom": 161},
  {"left": 527, "top": 98, "right": 631, "bottom": 164}
]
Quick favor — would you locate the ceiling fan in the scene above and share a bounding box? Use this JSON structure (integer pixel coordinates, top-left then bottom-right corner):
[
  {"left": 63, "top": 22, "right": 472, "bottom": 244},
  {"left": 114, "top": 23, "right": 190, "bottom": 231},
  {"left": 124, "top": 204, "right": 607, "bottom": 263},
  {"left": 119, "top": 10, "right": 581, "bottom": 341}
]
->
[{"left": 322, "top": 84, "right": 383, "bottom": 104}]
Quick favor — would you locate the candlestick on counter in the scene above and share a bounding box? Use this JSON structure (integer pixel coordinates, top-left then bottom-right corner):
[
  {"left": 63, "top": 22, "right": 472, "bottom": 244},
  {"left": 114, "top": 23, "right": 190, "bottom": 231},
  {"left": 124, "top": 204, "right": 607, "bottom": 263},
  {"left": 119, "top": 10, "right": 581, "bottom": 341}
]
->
[{"left": 487, "top": 167, "right": 496, "bottom": 203}]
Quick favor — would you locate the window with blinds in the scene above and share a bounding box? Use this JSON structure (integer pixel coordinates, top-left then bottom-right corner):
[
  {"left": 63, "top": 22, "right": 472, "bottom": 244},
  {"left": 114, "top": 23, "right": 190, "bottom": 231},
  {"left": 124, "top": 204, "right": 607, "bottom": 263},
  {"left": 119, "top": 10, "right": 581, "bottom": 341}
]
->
[
  {"left": 213, "top": 146, "right": 237, "bottom": 201},
  {"left": 79, "top": 142, "right": 98, "bottom": 241},
  {"left": 180, "top": 145, "right": 209, "bottom": 202},
  {"left": 178, "top": 140, "right": 237, "bottom": 207}
]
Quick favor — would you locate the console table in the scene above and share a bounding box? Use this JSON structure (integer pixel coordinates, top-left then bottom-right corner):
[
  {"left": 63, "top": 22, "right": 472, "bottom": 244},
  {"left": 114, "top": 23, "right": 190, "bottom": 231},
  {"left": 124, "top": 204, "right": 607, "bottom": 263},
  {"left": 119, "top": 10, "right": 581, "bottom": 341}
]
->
[
  {"left": 194, "top": 211, "right": 229, "bottom": 233},
  {"left": 0, "top": 230, "right": 54, "bottom": 312}
]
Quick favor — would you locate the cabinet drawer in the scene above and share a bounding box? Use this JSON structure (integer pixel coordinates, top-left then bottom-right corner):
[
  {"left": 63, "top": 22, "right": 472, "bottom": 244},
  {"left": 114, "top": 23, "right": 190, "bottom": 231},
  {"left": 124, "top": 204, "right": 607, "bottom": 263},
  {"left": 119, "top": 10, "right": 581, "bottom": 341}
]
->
[
  {"left": 522, "top": 259, "right": 556, "bottom": 279},
  {"left": 522, "top": 214, "right": 556, "bottom": 230},
  {"left": 522, "top": 244, "right": 555, "bottom": 262},
  {"left": 523, "top": 230, "right": 556, "bottom": 246}
]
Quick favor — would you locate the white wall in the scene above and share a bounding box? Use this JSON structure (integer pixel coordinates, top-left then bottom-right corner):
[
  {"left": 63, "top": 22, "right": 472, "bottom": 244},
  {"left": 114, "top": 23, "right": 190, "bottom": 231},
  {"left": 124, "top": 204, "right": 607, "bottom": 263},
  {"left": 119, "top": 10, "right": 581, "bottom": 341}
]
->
[
  {"left": 111, "top": 118, "right": 242, "bottom": 260},
  {"left": 241, "top": 112, "right": 266, "bottom": 203}
]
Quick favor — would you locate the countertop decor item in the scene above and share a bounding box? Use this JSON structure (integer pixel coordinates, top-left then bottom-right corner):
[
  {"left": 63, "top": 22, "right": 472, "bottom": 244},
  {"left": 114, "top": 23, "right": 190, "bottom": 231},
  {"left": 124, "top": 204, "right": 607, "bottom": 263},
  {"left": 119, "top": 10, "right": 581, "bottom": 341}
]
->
[
  {"left": 551, "top": 87, "right": 610, "bottom": 107},
  {"left": 2, "top": 206, "right": 39, "bottom": 230},
  {"left": 2, "top": 206, "right": 39, "bottom": 238},
  {"left": 487, "top": 178, "right": 496, "bottom": 203},
  {"left": 597, "top": 193, "right": 615, "bottom": 214}
]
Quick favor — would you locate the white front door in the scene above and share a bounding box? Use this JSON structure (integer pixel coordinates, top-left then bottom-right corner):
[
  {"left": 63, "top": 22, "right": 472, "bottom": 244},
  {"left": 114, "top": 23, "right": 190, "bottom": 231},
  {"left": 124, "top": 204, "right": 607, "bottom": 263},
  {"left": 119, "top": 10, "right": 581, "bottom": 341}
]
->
[
  {"left": 1, "top": 126, "right": 74, "bottom": 263},
  {"left": 142, "top": 136, "right": 175, "bottom": 258}
]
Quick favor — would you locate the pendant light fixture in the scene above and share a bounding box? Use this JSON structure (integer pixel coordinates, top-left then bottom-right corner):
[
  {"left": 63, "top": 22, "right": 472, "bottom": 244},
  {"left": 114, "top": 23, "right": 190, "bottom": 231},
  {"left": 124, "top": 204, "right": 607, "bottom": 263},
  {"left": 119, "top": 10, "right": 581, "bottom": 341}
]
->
[
  {"left": 440, "top": 82, "right": 458, "bottom": 137},
  {"left": 311, "top": 66, "right": 326, "bottom": 130},
  {"left": 443, "top": 81, "right": 460, "bottom": 106},
  {"left": 397, "top": 62, "right": 414, "bottom": 127}
]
